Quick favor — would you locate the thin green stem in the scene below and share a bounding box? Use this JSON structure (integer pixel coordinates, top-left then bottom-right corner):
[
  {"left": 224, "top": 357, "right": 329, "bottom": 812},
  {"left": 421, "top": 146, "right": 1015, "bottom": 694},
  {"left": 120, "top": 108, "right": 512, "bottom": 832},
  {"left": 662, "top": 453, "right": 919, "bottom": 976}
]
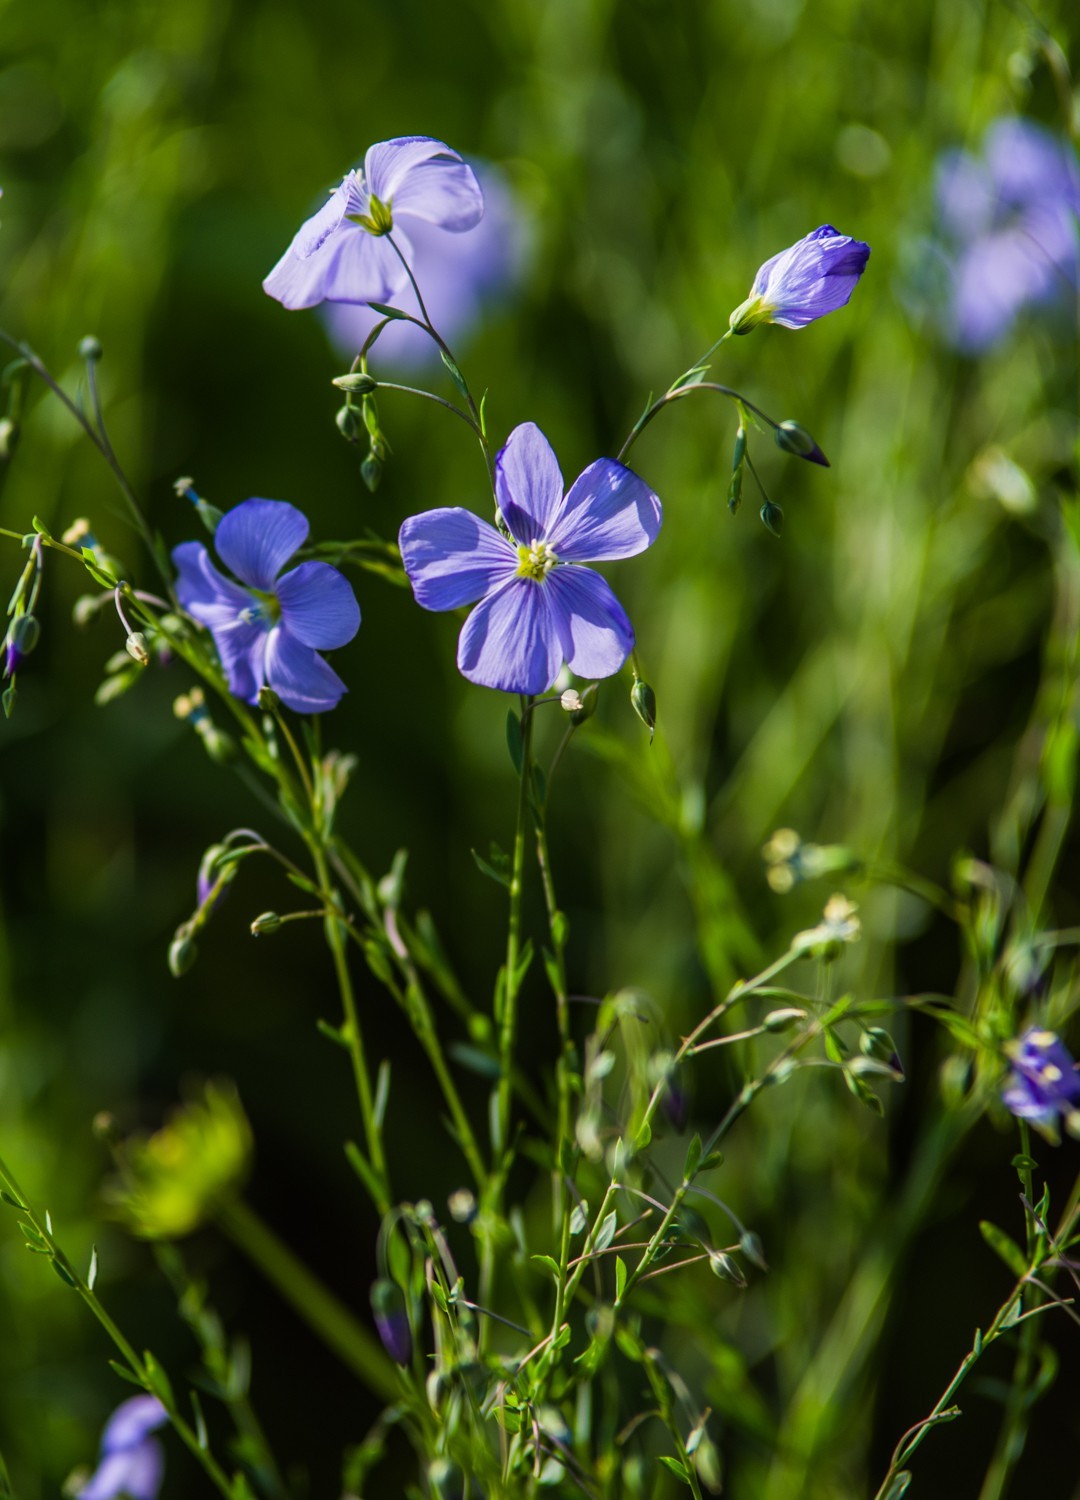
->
[
  {"left": 617, "top": 379, "right": 776, "bottom": 464},
  {"left": 496, "top": 700, "right": 535, "bottom": 1157},
  {"left": 374, "top": 380, "right": 484, "bottom": 441},
  {"left": 217, "top": 1197, "right": 398, "bottom": 1402}
]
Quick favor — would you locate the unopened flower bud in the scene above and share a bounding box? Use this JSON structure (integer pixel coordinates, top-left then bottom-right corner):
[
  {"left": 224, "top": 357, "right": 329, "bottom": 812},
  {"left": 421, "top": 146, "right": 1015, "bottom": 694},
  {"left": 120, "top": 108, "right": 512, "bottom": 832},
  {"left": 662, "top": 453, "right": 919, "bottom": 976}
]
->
[
  {"left": 168, "top": 927, "right": 198, "bottom": 977},
  {"left": 332, "top": 371, "right": 378, "bottom": 395},
  {"left": 860, "top": 1027, "right": 904, "bottom": 1078},
  {"left": 125, "top": 632, "right": 150, "bottom": 665},
  {"left": 774, "top": 419, "right": 828, "bottom": 467},
  {"left": 335, "top": 404, "right": 361, "bottom": 440},
  {"left": 448, "top": 1188, "right": 477, "bottom": 1224},
  {"left": 78, "top": 335, "right": 103, "bottom": 362},
  {"left": 763, "top": 1006, "right": 805, "bottom": 1032},
  {"left": 707, "top": 1249, "right": 747, "bottom": 1287},
  {"left": 727, "top": 465, "right": 743, "bottom": 515},
  {"left": 739, "top": 1230, "right": 768, "bottom": 1270},
  {"left": 370, "top": 1279, "right": 412, "bottom": 1365},
  {"left": 250, "top": 911, "right": 282, "bottom": 936},
  {"left": 5, "top": 613, "right": 40, "bottom": 675},
  {"left": 0, "top": 417, "right": 20, "bottom": 459},
  {"left": 568, "top": 683, "right": 599, "bottom": 726},
  {"left": 760, "top": 500, "right": 784, "bottom": 537},
  {"left": 1, "top": 682, "right": 15, "bottom": 719},
  {"left": 630, "top": 677, "right": 657, "bottom": 741},
  {"left": 195, "top": 500, "right": 223, "bottom": 535},
  {"left": 361, "top": 452, "right": 383, "bottom": 492}
]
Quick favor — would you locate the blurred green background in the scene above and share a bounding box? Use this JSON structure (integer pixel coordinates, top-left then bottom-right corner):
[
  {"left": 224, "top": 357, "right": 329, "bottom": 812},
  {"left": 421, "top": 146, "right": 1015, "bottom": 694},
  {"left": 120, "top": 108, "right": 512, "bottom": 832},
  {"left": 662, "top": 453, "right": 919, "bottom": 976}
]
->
[{"left": 2, "top": 0, "right": 1079, "bottom": 1494}]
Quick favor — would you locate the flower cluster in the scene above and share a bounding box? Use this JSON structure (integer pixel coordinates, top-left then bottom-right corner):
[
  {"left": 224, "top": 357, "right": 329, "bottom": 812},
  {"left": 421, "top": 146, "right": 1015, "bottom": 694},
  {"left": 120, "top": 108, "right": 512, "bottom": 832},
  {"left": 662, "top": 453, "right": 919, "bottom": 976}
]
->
[
  {"left": 399, "top": 422, "right": 662, "bottom": 695},
  {"left": 935, "top": 117, "right": 1080, "bottom": 352},
  {"left": 78, "top": 1397, "right": 167, "bottom": 1500}
]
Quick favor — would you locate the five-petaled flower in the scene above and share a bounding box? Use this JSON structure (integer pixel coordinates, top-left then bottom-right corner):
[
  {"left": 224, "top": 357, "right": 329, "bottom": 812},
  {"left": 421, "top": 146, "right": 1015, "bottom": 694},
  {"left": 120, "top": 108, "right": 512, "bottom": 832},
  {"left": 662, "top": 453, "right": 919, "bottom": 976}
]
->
[
  {"left": 263, "top": 136, "right": 484, "bottom": 311},
  {"left": 729, "top": 225, "right": 871, "bottom": 333},
  {"left": 1002, "top": 1027, "right": 1080, "bottom": 1138},
  {"left": 399, "top": 423, "right": 662, "bottom": 695},
  {"left": 78, "top": 1395, "right": 168, "bottom": 1500},
  {"left": 174, "top": 499, "right": 360, "bottom": 713},
  {"left": 935, "top": 117, "right": 1080, "bottom": 353}
]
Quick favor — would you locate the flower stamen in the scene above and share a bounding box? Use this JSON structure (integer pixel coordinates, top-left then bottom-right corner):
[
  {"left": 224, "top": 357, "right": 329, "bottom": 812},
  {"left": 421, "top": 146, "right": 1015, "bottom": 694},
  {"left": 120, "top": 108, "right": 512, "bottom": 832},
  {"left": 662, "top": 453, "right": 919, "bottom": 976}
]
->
[{"left": 515, "top": 540, "right": 558, "bottom": 582}]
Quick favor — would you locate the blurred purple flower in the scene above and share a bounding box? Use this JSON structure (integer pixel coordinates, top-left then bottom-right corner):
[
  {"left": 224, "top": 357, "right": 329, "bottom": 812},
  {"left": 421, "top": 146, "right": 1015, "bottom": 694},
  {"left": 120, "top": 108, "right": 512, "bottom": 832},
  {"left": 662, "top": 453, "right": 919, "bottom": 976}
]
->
[
  {"left": 263, "top": 136, "right": 484, "bottom": 311},
  {"left": 935, "top": 118, "right": 1080, "bottom": 352},
  {"left": 371, "top": 1278, "right": 412, "bottom": 1365},
  {"left": 323, "top": 165, "right": 532, "bottom": 370},
  {"left": 1002, "top": 1027, "right": 1080, "bottom": 1132},
  {"left": 78, "top": 1396, "right": 167, "bottom": 1500},
  {"left": 174, "top": 499, "right": 360, "bottom": 714},
  {"left": 399, "top": 422, "right": 662, "bottom": 695},
  {"left": 729, "top": 225, "right": 870, "bottom": 333}
]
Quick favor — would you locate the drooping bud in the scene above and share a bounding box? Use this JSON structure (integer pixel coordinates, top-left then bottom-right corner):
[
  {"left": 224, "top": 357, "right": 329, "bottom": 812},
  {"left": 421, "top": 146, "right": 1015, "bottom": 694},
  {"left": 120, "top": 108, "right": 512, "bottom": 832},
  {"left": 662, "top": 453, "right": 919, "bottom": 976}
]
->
[
  {"left": 5, "top": 613, "right": 40, "bottom": 675},
  {"left": 125, "top": 632, "right": 151, "bottom": 666},
  {"left": 860, "top": 1027, "right": 904, "bottom": 1079},
  {"left": 168, "top": 926, "right": 198, "bottom": 977},
  {"left": 707, "top": 1249, "right": 747, "bottom": 1287},
  {"left": 631, "top": 677, "right": 657, "bottom": 742},
  {"left": 331, "top": 372, "right": 379, "bottom": 395},
  {"left": 78, "top": 335, "right": 103, "bottom": 362},
  {"left": 361, "top": 452, "right": 384, "bottom": 492},
  {"left": 250, "top": 911, "right": 282, "bottom": 937},
  {"left": 728, "top": 425, "right": 747, "bottom": 514},
  {"left": 370, "top": 1278, "right": 412, "bottom": 1365},
  {"left": 760, "top": 500, "right": 784, "bottom": 537},
  {"left": 774, "top": 419, "right": 829, "bottom": 467},
  {"left": 335, "top": 405, "right": 361, "bottom": 441}
]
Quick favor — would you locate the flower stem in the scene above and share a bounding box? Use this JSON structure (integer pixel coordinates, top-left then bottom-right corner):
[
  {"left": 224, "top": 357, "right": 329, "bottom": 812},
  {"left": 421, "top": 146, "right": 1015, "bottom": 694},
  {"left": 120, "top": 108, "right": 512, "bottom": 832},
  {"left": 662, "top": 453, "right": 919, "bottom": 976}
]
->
[
  {"left": 495, "top": 699, "right": 535, "bottom": 1158},
  {"left": 216, "top": 1197, "right": 398, "bottom": 1401},
  {"left": 616, "top": 380, "right": 779, "bottom": 464}
]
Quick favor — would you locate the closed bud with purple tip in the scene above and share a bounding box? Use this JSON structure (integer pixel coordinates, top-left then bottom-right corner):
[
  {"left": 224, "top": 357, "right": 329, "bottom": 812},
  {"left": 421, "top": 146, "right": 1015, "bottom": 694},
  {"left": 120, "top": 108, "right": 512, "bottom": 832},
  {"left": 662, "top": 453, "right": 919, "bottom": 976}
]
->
[
  {"left": 4, "top": 613, "right": 39, "bottom": 676},
  {"left": 774, "top": 420, "right": 829, "bottom": 467},
  {"left": 371, "top": 1278, "right": 412, "bottom": 1365},
  {"left": 730, "top": 225, "right": 870, "bottom": 333}
]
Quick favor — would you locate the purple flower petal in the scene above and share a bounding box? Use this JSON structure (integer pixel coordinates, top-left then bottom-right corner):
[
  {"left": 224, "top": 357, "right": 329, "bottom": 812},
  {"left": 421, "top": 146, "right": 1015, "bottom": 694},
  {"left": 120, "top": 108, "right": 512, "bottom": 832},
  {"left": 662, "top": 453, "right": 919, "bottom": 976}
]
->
[
  {"left": 101, "top": 1397, "right": 168, "bottom": 1454},
  {"left": 547, "top": 566, "right": 635, "bottom": 679},
  {"left": 275, "top": 561, "right": 361, "bottom": 648},
  {"left": 364, "top": 136, "right": 484, "bottom": 232},
  {"left": 214, "top": 499, "right": 309, "bottom": 589},
  {"left": 173, "top": 542, "right": 250, "bottom": 617},
  {"left": 78, "top": 1442, "right": 165, "bottom": 1500},
  {"left": 546, "top": 459, "right": 662, "bottom": 562},
  {"left": 751, "top": 225, "right": 870, "bottom": 328},
  {"left": 456, "top": 577, "right": 562, "bottom": 694},
  {"left": 495, "top": 423, "right": 566, "bottom": 545},
  {"left": 265, "top": 625, "right": 348, "bottom": 712},
  {"left": 399, "top": 507, "right": 517, "bottom": 611}
]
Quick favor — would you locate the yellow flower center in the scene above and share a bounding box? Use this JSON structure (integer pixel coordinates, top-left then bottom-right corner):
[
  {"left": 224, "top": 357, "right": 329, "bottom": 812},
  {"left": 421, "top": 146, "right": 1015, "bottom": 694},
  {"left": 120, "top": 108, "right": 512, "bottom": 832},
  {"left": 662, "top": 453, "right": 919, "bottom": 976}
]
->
[{"left": 516, "top": 540, "right": 558, "bottom": 582}]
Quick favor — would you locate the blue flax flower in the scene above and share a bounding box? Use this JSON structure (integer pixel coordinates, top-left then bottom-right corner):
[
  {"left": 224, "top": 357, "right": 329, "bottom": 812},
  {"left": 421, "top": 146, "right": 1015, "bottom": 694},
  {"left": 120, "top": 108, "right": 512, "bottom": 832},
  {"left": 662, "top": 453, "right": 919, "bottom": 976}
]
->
[
  {"left": 935, "top": 117, "right": 1079, "bottom": 353},
  {"left": 174, "top": 499, "right": 360, "bottom": 713},
  {"left": 729, "top": 225, "right": 870, "bottom": 333},
  {"left": 399, "top": 423, "right": 662, "bottom": 695},
  {"left": 1002, "top": 1027, "right": 1080, "bottom": 1134},
  {"left": 263, "top": 136, "right": 484, "bottom": 311},
  {"left": 78, "top": 1395, "right": 167, "bottom": 1500}
]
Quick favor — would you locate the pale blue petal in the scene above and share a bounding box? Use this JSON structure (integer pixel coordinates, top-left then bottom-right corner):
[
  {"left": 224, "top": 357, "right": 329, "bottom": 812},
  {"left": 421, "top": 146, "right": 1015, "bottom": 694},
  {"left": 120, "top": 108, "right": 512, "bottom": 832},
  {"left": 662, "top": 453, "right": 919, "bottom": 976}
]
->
[
  {"left": 456, "top": 577, "right": 562, "bottom": 694},
  {"left": 263, "top": 197, "right": 411, "bottom": 309},
  {"left": 547, "top": 566, "right": 635, "bottom": 679},
  {"left": 495, "top": 423, "right": 565, "bottom": 546},
  {"left": 215, "top": 499, "right": 309, "bottom": 589},
  {"left": 752, "top": 226, "right": 870, "bottom": 327},
  {"left": 265, "top": 626, "right": 348, "bottom": 713},
  {"left": 275, "top": 561, "right": 361, "bottom": 648},
  {"left": 173, "top": 542, "right": 250, "bottom": 616},
  {"left": 546, "top": 459, "right": 662, "bottom": 562},
  {"left": 365, "top": 137, "right": 484, "bottom": 232},
  {"left": 78, "top": 1441, "right": 164, "bottom": 1500},
  {"left": 101, "top": 1397, "right": 168, "bottom": 1454},
  {"left": 399, "top": 507, "right": 516, "bottom": 610}
]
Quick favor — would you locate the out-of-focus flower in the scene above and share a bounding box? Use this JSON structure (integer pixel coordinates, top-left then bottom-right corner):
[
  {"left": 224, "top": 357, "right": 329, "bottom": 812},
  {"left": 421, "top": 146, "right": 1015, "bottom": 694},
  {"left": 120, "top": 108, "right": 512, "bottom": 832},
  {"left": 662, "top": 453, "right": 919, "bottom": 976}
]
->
[
  {"left": 729, "top": 225, "right": 870, "bottom": 333},
  {"left": 323, "top": 165, "right": 532, "bottom": 370},
  {"left": 370, "top": 1278, "right": 412, "bottom": 1365},
  {"left": 1002, "top": 1027, "right": 1080, "bottom": 1137},
  {"left": 792, "top": 894, "right": 861, "bottom": 959},
  {"left": 762, "top": 829, "right": 859, "bottom": 893},
  {"left": 173, "top": 498, "right": 360, "bottom": 714},
  {"left": 399, "top": 422, "right": 662, "bottom": 694},
  {"left": 77, "top": 1396, "right": 167, "bottom": 1500},
  {"left": 935, "top": 117, "right": 1080, "bottom": 352},
  {"left": 263, "top": 136, "right": 484, "bottom": 311},
  {"left": 105, "top": 1081, "right": 252, "bottom": 1238}
]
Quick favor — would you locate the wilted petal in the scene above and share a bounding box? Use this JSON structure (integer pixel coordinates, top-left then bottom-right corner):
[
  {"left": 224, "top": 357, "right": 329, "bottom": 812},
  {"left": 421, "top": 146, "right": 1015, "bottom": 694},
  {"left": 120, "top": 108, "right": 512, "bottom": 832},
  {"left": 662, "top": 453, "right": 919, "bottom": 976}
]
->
[
  {"left": 547, "top": 459, "right": 662, "bottom": 562},
  {"left": 547, "top": 566, "right": 635, "bottom": 679},
  {"left": 456, "top": 577, "right": 562, "bottom": 694},
  {"left": 265, "top": 626, "right": 348, "bottom": 712},
  {"left": 101, "top": 1397, "right": 168, "bottom": 1454},
  {"left": 215, "top": 499, "right": 309, "bottom": 589},
  {"left": 79, "top": 1441, "right": 164, "bottom": 1500},
  {"left": 365, "top": 136, "right": 484, "bottom": 232},
  {"left": 399, "top": 507, "right": 517, "bottom": 610},
  {"left": 275, "top": 561, "right": 361, "bottom": 648},
  {"left": 495, "top": 423, "right": 566, "bottom": 545}
]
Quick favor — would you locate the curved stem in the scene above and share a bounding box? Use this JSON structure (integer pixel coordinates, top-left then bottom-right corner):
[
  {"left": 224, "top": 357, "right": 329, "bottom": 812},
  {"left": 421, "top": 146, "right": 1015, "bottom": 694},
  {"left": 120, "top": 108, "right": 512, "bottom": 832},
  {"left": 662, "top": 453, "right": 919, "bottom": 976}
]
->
[{"left": 617, "top": 380, "right": 778, "bottom": 465}]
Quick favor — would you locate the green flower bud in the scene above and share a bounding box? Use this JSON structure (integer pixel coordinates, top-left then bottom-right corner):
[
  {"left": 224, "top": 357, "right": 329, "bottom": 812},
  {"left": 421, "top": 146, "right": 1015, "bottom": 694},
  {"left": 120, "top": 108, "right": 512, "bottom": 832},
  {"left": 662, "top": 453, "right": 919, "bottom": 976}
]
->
[
  {"left": 331, "top": 371, "right": 378, "bottom": 395},
  {"left": 361, "top": 452, "right": 384, "bottom": 492},
  {"left": 125, "top": 632, "right": 151, "bottom": 666},
  {"left": 250, "top": 911, "right": 282, "bottom": 936},
  {"left": 708, "top": 1249, "right": 747, "bottom": 1286},
  {"left": 0, "top": 417, "right": 19, "bottom": 459},
  {"left": 78, "top": 335, "right": 103, "bottom": 362},
  {"left": 728, "top": 465, "right": 743, "bottom": 515},
  {"left": 9, "top": 613, "right": 40, "bottom": 658},
  {"left": 760, "top": 500, "right": 784, "bottom": 537},
  {"left": 774, "top": 419, "right": 828, "bottom": 467},
  {"left": 195, "top": 500, "right": 223, "bottom": 535},
  {"left": 168, "top": 927, "right": 198, "bottom": 977},
  {"left": 335, "top": 404, "right": 361, "bottom": 441},
  {"left": 631, "top": 677, "right": 657, "bottom": 741}
]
